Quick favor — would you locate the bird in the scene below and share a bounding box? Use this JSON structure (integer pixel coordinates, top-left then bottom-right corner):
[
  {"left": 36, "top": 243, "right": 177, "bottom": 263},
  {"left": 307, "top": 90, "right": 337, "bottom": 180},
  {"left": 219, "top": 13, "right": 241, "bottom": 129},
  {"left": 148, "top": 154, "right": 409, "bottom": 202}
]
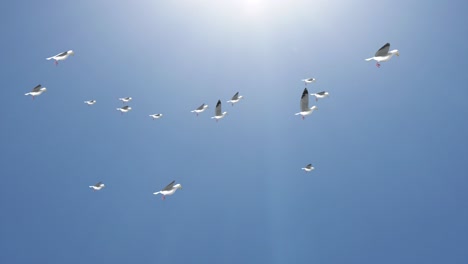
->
[
  {"left": 295, "top": 88, "right": 318, "bottom": 119},
  {"left": 211, "top": 100, "right": 227, "bottom": 122},
  {"left": 119, "top": 97, "right": 132, "bottom": 104},
  {"left": 191, "top": 103, "right": 208, "bottom": 116},
  {"left": 153, "top": 180, "right": 182, "bottom": 200},
  {"left": 116, "top": 105, "right": 132, "bottom": 114},
  {"left": 89, "top": 182, "right": 105, "bottom": 191},
  {"left": 149, "top": 114, "right": 163, "bottom": 119},
  {"left": 365, "top": 43, "right": 399, "bottom": 68},
  {"left": 302, "top": 164, "right": 315, "bottom": 172},
  {"left": 310, "top": 91, "right": 329, "bottom": 101},
  {"left": 84, "top": 100, "right": 96, "bottom": 105},
  {"left": 226, "top": 92, "right": 243, "bottom": 106},
  {"left": 302, "top": 78, "right": 316, "bottom": 86},
  {"left": 24, "top": 84, "right": 47, "bottom": 100},
  {"left": 46, "top": 50, "right": 74, "bottom": 65}
]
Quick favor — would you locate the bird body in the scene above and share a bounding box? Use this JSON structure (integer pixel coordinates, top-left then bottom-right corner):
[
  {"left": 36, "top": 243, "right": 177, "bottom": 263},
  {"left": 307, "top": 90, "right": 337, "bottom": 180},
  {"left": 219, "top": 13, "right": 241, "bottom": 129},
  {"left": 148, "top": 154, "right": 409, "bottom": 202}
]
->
[
  {"left": 84, "top": 100, "right": 96, "bottom": 105},
  {"left": 211, "top": 100, "right": 227, "bottom": 121},
  {"left": 89, "top": 182, "right": 105, "bottom": 191},
  {"left": 149, "top": 114, "right": 163, "bottom": 119},
  {"left": 191, "top": 103, "right": 208, "bottom": 116},
  {"left": 117, "top": 105, "right": 132, "bottom": 114},
  {"left": 25, "top": 84, "right": 47, "bottom": 99},
  {"left": 310, "top": 91, "right": 329, "bottom": 101},
  {"left": 46, "top": 50, "right": 74, "bottom": 65},
  {"left": 365, "top": 43, "right": 399, "bottom": 67},
  {"left": 302, "top": 164, "right": 315, "bottom": 172},
  {"left": 153, "top": 181, "right": 182, "bottom": 200},
  {"left": 119, "top": 97, "right": 132, "bottom": 103},
  {"left": 226, "top": 92, "right": 243, "bottom": 106},
  {"left": 295, "top": 88, "right": 318, "bottom": 119}
]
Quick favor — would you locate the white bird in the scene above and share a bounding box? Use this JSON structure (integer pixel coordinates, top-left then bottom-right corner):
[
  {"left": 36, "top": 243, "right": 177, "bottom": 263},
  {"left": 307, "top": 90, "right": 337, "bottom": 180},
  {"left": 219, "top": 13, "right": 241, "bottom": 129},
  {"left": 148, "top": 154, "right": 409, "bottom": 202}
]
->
[
  {"left": 365, "top": 43, "right": 399, "bottom": 68},
  {"left": 25, "top": 84, "right": 47, "bottom": 100},
  {"left": 295, "top": 88, "right": 318, "bottom": 119},
  {"left": 211, "top": 100, "right": 227, "bottom": 122},
  {"left": 116, "top": 105, "right": 132, "bottom": 114},
  {"left": 84, "top": 100, "right": 96, "bottom": 105},
  {"left": 310, "top": 91, "right": 329, "bottom": 101},
  {"left": 153, "top": 180, "right": 182, "bottom": 200},
  {"left": 191, "top": 103, "right": 208, "bottom": 116},
  {"left": 89, "top": 182, "right": 105, "bottom": 191},
  {"left": 149, "top": 113, "right": 163, "bottom": 119},
  {"left": 226, "top": 92, "right": 243, "bottom": 106},
  {"left": 302, "top": 78, "right": 316, "bottom": 86},
  {"left": 46, "top": 50, "right": 74, "bottom": 65},
  {"left": 119, "top": 97, "right": 132, "bottom": 104},
  {"left": 302, "top": 164, "right": 315, "bottom": 172}
]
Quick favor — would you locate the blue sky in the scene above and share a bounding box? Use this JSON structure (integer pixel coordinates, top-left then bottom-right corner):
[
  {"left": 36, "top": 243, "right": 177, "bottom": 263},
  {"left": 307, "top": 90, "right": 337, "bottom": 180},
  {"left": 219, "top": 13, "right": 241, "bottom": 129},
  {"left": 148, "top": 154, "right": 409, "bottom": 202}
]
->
[{"left": 1, "top": 0, "right": 468, "bottom": 263}]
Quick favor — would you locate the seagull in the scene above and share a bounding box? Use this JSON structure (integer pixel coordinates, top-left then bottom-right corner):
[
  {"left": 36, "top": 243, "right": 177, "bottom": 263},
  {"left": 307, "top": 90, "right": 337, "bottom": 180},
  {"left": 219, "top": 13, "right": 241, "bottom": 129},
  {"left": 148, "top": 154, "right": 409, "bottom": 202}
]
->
[
  {"left": 89, "top": 182, "right": 105, "bottom": 191},
  {"left": 153, "top": 180, "right": 182, "bottom": 200},
  {"left": 211, "top": 100, "right": 227, "bottom": 122},
  {"left": 46, "top": 50, "right": 74, "bottom": 65},
  {"left": 302, "top": 78, "right": 316, "bottom": 86},
  {"left": 295, "top": 88, "right": 318, "bottom": 119},
  {"left": 119, "top": 97, "right": 132, "bottom": 104},
  {"left": 116, "top": 105, "right": 132, "bottom": 115},
  {"left": 310, "top": 91, "right": 329, "bottom": 101},
  {"left": 84, "top": 100, "right": 96, "bottom": 105},
  {"left": 25, "top": 84, "right": 47, "bottom": 100},
  {"left": 226, "top": 92, "right": 243, "bottom": 106},
  {"left": 365, "top": 43, "right": 399, "bottom": 68},
  {"left": 302, "top": 164, "right": 315, "bottom": 172},
  {"left": 191, "top": 103, "right": 208, "bottom": 116},
  {"left": 149, "top": 114, "right": 163, "bottom": 119}
]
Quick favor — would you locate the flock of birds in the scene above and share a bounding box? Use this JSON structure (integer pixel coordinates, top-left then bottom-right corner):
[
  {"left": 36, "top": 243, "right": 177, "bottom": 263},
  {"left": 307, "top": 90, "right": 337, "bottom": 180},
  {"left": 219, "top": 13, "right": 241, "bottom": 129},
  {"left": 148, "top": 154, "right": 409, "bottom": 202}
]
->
[{"left": 25, "top": 43, "right": 399, "bottom": 200}]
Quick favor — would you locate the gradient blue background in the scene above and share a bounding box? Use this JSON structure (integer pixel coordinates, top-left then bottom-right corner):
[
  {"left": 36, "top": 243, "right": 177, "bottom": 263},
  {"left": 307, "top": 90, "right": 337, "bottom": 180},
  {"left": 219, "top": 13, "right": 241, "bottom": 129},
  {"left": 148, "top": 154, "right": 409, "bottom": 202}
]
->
[{"left": 1, "top": 1, "right": 467, "bottom": 263}]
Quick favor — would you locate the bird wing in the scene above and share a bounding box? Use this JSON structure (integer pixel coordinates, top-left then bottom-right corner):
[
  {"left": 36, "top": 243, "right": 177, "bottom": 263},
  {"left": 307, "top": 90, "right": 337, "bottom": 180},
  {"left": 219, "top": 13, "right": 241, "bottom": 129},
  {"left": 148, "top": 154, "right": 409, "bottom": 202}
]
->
[
  {"left": 122, "top": 106, "right": 130, "bottom": 110},
  {"left": 375, "top": 43, "right": 390, "bottom": 57},
  {"left": 32, "top": 84, "right": 42, "bottom": 92},
  {"left": 196, "top": 104, "right": 205, "bottom": 110},
  {"left": 231, "top": 92, "right": 239, "bottom": 100},
  {"left": 215, "top": 100, "right": 222, "bottom": 116},
  {"left": 306, "top": 164, "right": 312, "bottom": 169},
  {"left": 317, "top": 91, "right": 326, "bottom": 95},
  {"left": 163, "top": 180, "right": 176, "bottom": 191},
  {"left": 301, "top": 88, "right": 309, "bottom": 112},
  {"left": 95, "top": 181, "right": 103, "bottom": 187},
  {"left": 55, "top": 51, "right": 68, "bottom": 57}
]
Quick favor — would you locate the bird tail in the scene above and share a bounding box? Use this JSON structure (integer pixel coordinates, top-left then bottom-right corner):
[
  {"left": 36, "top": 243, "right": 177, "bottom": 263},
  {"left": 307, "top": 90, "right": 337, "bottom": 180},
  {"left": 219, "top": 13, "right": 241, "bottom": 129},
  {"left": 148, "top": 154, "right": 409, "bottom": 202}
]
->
[
  {"left": 46, "top": 57, "right": 53, "bottom": 60},
  {"left": 190, "top": 110, "right": 195, "bottom": 113},
  {"left": 116, "top": 108, "right": 121, "bottom": 111},
  {"left": 294, "top": 113, "right": 301, "bottom": 115},
  {"left": 153, "top": 191, "right": 161, "bottom": 195},
  {"left": 25, "top": 93, "right": 30, "bottom": 96},
  {"left": 365, "top": 57, "right": 373, "bottom": 61}
]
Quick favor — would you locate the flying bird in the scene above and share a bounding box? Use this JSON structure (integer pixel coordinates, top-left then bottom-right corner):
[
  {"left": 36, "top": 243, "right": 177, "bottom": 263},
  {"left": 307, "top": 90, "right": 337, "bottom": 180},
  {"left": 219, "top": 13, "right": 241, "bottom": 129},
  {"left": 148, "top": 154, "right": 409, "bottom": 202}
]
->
[
  {"left": 211, "top": 100, "right": 227, "bottom": 122},
  {"left": 295, "top": 88, "right": 318, "bottom": 119},
  {"left": 365, "top": 43, "right": 399, "bottom": 68},
  {"left": 191, "top": 103, "right": 208, "bottom": 116},
  {"left": 24, "top": 84, "right": 47, "bottom": 100},
  {"left": 46, "top": 50, "right": 74, "bottom": 65},
  {"left": 310, "top": 91, "right": 329, "bottom": 101},
  {"left": 116, "top": 105, "right": 132, "bottom": 114},
  {"left": 84, "top": 100, "right": 96, "bottom": 105},
  {"left": 153, "top": 180, "right": 182, "bottom": 200},
  {"left": 119, "top": 97, "right": 132, "bottom": 104},
  {"left": 149, "top": 114, "right": 163, "bottom": 119},
  {"left": 226, "top": 92, "right": 243, "bottom": 106},
  {"left": 89, "top": 182, "right": 105, "bottom": 191},
  {"left": 302, "top": 78, "right": 316, "bottom": 86},
  {"left": 302, "top": 164, "right": 315, "bottom": 172}
]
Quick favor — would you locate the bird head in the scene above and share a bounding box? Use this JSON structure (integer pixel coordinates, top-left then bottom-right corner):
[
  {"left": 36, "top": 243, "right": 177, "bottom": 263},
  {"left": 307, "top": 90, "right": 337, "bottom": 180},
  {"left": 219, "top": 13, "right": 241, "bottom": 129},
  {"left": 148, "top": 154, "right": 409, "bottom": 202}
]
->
[
  {"left": 311, "top": 105, "right": 318, "bottom": 110},
  {"left": 41, "top": 87, "right": 47, "bottom": 92},
  {"left": 391, "top": 49, "right": 399, "bottom": 56},
  {"left": 69, "top": 50, "right": 75, "bottom": 56},
  {"left": 174, "top": 184, "right": 182, "bottom": 189}
]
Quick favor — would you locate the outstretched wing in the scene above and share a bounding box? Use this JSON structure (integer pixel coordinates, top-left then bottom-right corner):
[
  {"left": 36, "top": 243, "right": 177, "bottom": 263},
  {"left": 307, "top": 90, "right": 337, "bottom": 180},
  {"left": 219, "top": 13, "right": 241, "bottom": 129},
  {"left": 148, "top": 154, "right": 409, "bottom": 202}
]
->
[
  {"left": 94, "top": 181, "right": 103, "bottom": 187},
  {"left": 300, "top": 88, "right": 309, "bottom": 112},
  {"left": 231, "top": 92, "right": 239, "bottom": 100},
  {"left": 32, "top": 84, "right": 42, "bottom": 92},
  {"left": 375, "top": 43, "right": 390, "bottom": 57},
  {"left": 316, "top": 91, "right": 326, "bottom": 96},
  {"left": 196, "top": 104, "right": 206, "bottom": 110},
  {"left": 163, "top": 180, "right": 176, "bottom": 191},
  {"left": 215, "top": 100, "right": 222, "bottom": 116}
]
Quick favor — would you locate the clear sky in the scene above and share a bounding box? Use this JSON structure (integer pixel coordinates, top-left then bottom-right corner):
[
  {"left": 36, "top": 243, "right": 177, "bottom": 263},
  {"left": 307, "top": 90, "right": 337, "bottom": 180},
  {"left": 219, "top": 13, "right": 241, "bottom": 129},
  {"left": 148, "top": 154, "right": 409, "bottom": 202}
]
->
[{"left": 1, "top": 0, "right": 467, "bottom": 263}]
